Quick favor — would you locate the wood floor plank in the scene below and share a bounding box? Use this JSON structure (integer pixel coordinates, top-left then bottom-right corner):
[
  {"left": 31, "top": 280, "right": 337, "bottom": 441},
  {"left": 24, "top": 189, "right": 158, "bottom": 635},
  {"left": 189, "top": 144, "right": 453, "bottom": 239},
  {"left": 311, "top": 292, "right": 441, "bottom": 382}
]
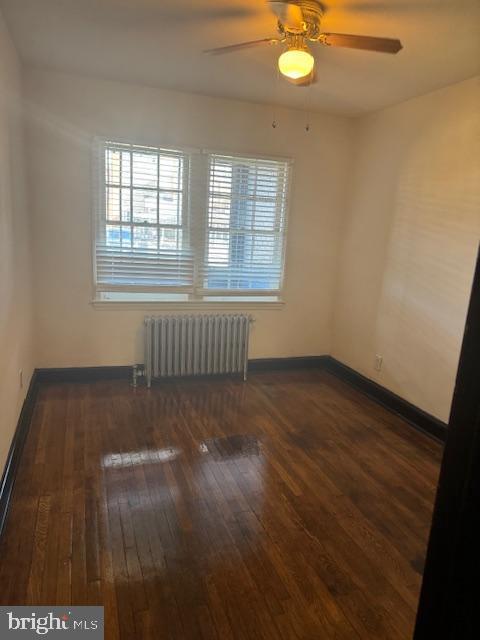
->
[{"left": 0, "top": 370, "right": 442, "bottom": 639}]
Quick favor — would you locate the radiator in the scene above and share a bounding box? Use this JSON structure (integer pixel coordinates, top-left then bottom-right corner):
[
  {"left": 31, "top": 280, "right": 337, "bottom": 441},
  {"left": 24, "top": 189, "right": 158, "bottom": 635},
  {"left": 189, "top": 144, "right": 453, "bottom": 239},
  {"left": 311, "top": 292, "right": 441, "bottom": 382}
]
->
[{"left": 144, "top": 314, "right": 252, "bottom": 387}]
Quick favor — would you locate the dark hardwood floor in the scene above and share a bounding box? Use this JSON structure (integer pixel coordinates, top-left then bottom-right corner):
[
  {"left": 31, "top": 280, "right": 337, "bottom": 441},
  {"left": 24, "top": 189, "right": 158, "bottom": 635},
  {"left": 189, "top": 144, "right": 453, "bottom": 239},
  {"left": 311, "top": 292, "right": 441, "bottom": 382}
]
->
[{"left": 0, "top": 369, "right": 442, "bottom": 639}]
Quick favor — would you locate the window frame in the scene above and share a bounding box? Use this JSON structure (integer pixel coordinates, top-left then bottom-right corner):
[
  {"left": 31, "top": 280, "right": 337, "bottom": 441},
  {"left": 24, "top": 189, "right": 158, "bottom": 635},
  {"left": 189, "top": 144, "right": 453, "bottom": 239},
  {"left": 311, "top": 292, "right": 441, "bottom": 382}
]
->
[{"left": 92, "top": 138, "right": 292, "bottom": 306}]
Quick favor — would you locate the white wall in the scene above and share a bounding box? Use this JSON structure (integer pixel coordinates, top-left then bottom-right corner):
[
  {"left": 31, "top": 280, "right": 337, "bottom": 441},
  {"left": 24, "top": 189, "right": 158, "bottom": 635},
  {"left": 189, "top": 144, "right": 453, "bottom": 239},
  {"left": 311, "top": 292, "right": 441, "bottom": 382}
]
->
[
  {"left": 333, "top": 77, "right": 480, "bottom": 423},
  {"left": 0, "top": 14, "right": 33, "bottom": 471},
  {"left": 25, "top": 69, "right": 353, "bottom": 368}
]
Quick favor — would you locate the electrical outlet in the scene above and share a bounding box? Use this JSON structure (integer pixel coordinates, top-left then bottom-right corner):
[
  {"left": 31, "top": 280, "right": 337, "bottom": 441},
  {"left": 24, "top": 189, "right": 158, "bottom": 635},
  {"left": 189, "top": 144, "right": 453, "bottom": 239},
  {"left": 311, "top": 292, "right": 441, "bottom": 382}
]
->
[
  {"left": 374, "top": 355, "right": 383, "bottom": 372},
  {"left": 19, "top": 369, "right": 23, "bottom": 388}
]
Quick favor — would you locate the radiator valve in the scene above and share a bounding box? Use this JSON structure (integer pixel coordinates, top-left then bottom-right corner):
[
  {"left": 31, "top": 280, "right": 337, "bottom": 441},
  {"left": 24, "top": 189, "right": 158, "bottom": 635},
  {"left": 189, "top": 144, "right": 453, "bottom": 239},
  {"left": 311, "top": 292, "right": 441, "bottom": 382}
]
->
[{"left": 131, "top": 364, "right": 145, "bottom": 388}]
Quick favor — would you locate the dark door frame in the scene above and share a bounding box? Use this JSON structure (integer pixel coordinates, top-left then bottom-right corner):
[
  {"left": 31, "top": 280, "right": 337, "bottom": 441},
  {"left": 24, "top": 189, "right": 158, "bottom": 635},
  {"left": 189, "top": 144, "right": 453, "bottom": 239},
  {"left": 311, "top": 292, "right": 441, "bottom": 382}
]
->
[{"left": 414, "top": 245, "right": 480, "bottom": 639}]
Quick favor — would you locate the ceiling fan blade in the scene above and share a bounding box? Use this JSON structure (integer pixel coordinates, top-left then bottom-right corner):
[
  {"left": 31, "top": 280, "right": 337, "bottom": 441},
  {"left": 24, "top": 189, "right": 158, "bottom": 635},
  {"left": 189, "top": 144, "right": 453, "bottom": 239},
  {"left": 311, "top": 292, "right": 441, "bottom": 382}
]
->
[
  {"left": 269, "top": 1, "right": 304, "bottom": 30},
  {"left": 321, "top": 33, "right": 403, "bottom": 54},
  {"left": 203, "top": 38, "right": 277, "bottom": 55}
]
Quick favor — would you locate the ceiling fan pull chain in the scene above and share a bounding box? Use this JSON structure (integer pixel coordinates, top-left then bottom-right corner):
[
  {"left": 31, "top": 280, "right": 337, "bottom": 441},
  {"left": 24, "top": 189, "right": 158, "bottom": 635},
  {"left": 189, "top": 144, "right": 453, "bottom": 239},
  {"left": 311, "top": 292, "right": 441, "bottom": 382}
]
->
[
  {"left": 272, "top": 65, "right": 282, "bottom": 129},
  {"left": 305, "top": 69, "right": 314, "bottom": 132}
]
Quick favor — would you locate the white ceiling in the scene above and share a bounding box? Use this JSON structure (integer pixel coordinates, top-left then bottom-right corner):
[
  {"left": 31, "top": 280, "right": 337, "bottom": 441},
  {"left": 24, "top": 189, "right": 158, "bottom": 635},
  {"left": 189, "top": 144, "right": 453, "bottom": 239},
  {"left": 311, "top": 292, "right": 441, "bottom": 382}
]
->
[{"left": 1, "top": 0, "right": 479, "bottom": 115}]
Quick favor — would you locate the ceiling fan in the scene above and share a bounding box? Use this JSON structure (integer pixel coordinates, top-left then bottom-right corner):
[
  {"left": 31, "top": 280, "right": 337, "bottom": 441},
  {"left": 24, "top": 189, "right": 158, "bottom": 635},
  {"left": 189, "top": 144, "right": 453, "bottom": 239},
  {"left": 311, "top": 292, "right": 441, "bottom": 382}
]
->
[{"left": 204, "top": 0, "right": 403, "bottom": 84}]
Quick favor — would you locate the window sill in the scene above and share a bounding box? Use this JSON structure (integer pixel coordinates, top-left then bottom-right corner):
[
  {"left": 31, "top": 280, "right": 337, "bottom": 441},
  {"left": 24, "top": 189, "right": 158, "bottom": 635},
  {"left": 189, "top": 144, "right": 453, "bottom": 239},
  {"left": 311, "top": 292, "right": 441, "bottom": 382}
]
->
[{"left": 90, "top": 298, "right": 285, "bottom": 310}]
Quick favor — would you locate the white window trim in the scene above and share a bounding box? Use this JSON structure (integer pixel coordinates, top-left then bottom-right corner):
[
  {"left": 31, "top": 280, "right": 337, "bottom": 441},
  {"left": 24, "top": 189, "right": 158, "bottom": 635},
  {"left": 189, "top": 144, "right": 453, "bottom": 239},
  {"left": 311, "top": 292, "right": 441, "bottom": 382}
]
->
[
  {"left": 90, "top": 298, "right": 285, "bottom": 310},
  {"left": 91, "top": 137, "right": 293, "bottom": 306}
]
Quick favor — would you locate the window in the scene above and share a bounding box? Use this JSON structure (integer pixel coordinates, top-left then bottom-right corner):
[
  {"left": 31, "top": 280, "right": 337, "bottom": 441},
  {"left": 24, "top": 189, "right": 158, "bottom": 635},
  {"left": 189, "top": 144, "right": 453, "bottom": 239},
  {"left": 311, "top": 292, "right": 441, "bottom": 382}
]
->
[
  {"left": 95, "top": 142, "right": 193, "bottom": 292},
  {"left": 94, "top": 140, "right": 291, "bottom": 302}
]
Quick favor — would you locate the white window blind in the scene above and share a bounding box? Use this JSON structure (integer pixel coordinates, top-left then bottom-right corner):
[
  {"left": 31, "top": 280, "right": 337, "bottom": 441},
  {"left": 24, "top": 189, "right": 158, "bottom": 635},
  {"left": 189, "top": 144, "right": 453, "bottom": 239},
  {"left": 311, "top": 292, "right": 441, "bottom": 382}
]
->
[
  {"left": 199, "top": 154, "right": 289, "bottom": 294},
  {"left": 94, "top": 140, "right": 291, "bottom": 300}
]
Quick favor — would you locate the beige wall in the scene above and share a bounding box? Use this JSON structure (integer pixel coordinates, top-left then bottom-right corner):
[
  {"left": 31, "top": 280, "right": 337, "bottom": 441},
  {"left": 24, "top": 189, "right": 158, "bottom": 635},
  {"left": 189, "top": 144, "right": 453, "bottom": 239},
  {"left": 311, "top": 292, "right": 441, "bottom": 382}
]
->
[
  {"left": 25, "top": 69, "right": 353, "bottom": 368},
  {"left": 333, "top": 77, "right": 480, "bottom": 423},
  {"left": 21, "top": 67, "right": 480, "bottom": 424},
  {"left": 0, "top": 14, "right": 33, "bottom": 470}
]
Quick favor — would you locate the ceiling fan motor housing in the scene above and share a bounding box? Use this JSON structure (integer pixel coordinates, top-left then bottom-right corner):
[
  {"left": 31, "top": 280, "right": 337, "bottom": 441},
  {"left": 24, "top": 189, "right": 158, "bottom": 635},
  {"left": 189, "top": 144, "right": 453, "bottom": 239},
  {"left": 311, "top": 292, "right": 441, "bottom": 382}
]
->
[{"left": 276, "top": 1, "right": 324, "bottom": 40}]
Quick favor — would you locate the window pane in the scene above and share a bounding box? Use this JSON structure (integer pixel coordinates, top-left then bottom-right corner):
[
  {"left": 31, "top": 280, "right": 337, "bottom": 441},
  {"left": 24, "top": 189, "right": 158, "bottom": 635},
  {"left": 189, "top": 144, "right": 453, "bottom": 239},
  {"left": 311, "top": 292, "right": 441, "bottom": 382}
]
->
[
  {"left": 159, "top": 227, "right": 182, "bottom": 250},
  {"left": 121, "top": 151, "right": 131, "bottom": 185},
  {"left": 159, "top": 191, "right": 181, "bottom": 225},
  {"left": 106, "top": 224, "right": 131, "bottom": 248},
  {"left": 106, "top": 224, "right": 120, "bottom": 246},
  {"left": 231, "top": 165, "right": 251, "bottom": 197},
  {"left": 133, "top": 189, "right": 157, "bottom": 223},
  {"left": 230, "top": 233, "right": 247, "bottom": 265},
  {"left": 159, "top": 155, "right": 182, "bottom": 190},
  {"left": 133, "top": 226, "right": 157, "bottom": 249},
  {"left": 132, "top": 152, "right": 158, "bottom": 188},
  {"left": 255, "top": 169, "right": 280, "bottom": 198},
  {"left": 208, "top": 196, "right": 231, "bottom": 228},
  {"left": 106, "top": 149, "right": 120, "bottom": 185},
  {"left": 230, "top": 198, "right": 254, "bottom": 230},
  {"left": 208, "top": 231, "right": 229, "bottom": 265},
  {"left": 106, "top": 186, "right": 120, "bottom": 221},
  {"left": 253, "top": 200, "right": 277, "bottom": 230},
  {"left": 253, "top": 234, "right": 275, "bottom": 263},
  {"left": 121, "top": 188, "right": 131, "bottom": 222},
  {"left": 210, "top": 162, "right": 232, "bottom": 195},
  {"left": 121, "top": 226, "right": 132, "bottom": 248}
]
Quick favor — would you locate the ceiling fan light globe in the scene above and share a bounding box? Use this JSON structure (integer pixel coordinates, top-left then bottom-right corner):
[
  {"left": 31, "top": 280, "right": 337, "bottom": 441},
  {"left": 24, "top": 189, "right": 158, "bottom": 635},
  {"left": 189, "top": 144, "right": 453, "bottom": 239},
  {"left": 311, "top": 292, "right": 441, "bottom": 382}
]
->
[{"left": 278, "top": 48, "right": 314, "bottom": 80}]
